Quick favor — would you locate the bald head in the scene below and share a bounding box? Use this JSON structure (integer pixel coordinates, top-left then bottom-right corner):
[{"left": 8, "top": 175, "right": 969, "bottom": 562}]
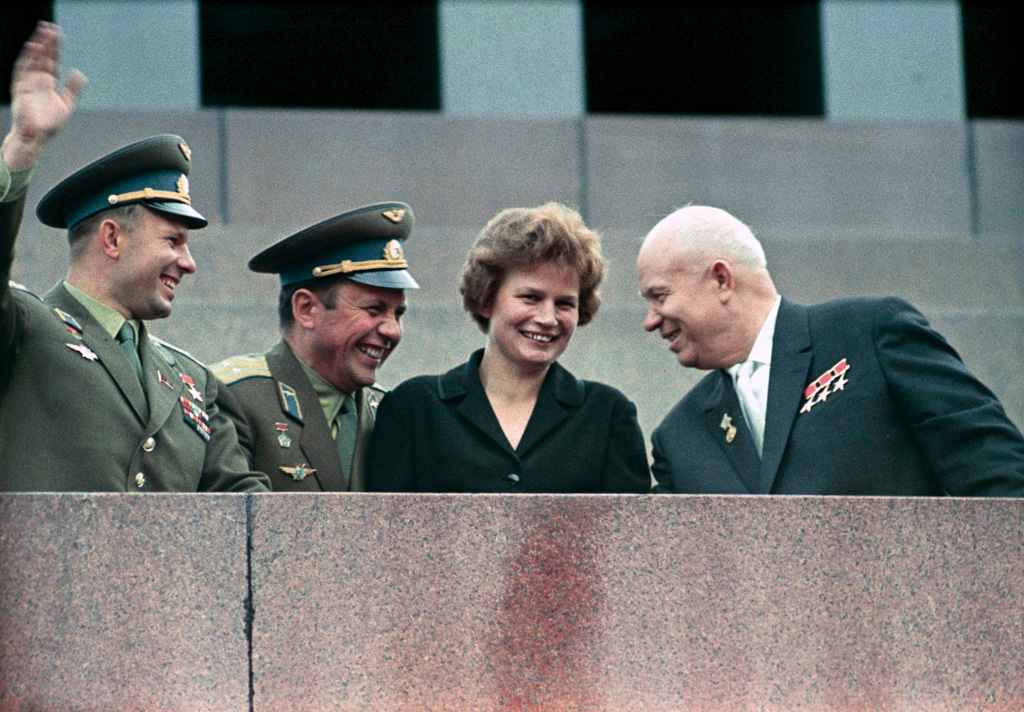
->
[
  {"left": 640, "top": 205, "right": 766, "bottom": 273},
  {"left": 637, "top": 206, "right": 778, "bottom": 370}
]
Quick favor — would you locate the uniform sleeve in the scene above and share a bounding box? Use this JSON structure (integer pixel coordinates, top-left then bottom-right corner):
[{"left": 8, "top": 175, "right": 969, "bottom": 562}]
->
[
  {"left": 365, "top": 387, "right": 418, "bottom": 491},
  {"left": 875, "top": 297, "right": 1024, "bottom": 496},
  {"left": 196, "top": 368, "right": 271, "bottom": 492},
  {"left": 0, "top": 193, "right": 28, "bottom": 388},
  {"left": 601, "top": 393, "right": 653, "bottom": 493},
  {"left": 215, "top": 378, "right": 258, "bottom": 469}
]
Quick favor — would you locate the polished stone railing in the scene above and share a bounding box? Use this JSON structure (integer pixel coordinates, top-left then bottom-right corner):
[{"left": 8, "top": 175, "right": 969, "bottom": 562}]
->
[{"left": 1, "top": 493, "right": 1021, "bottom": 711}]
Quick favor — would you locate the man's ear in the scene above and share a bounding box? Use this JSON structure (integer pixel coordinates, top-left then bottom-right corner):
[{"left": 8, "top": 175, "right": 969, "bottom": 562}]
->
[
  {"left": 96, "top": 218, "right": 124, "bottom": 260},
  {"left": 710, "top": 259, "right": 735, "bottom": 300},
  {"left": 291, "top": 288, "right": 320, "bottom": 330}
]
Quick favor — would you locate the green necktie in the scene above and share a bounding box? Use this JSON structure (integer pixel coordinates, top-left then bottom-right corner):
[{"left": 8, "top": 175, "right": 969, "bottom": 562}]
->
[
  {"left": 116, "top": 321, "right": 144, "bottom": 383},
  {"left": 334, "top": 394, "right": 358, "bottom": 487}
]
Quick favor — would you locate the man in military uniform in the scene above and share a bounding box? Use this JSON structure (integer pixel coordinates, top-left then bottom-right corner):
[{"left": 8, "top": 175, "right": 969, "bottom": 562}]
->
[
  {"left": 0, "top": 22, "right": 269, "bottom": 492},
  {"left": 212, "top": 204, "right": 418, "bottom": 491}
]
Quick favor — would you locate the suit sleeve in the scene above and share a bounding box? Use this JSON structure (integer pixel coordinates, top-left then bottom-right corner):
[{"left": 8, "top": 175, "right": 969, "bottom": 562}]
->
[
  {"left": 601, "top": 393, "right": 652, "bottom": 493},
  {"left": 649, "top": 425, "right": 677, "bottom": 494},
  {"left": 196, "top": 369, "right": 271, "bottom": 492},
  {"left": 875, "top": 297, "right": 1024, "bottom": 496},
  {"left": 365, "top": 387, "right": 418, "bottom": 491}
]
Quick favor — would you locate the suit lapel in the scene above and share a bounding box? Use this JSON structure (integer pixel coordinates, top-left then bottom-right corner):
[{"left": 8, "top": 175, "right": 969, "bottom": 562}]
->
[
  {"left": 758, "top": 298, "right": 813, "bottom": 494},
  {"left": 266, "top": 341, "right": 346, "bottom": 491},
  {"left": 44, "top": 284, "right": 148, "bottom": 422},
  {"left": 702, "top": 371, "right": 760, "bottom": 492}
]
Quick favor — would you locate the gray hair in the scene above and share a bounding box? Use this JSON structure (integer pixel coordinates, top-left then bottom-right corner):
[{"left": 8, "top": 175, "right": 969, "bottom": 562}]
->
[{"left": 666, "top": 205, "right": 766, "bottom": 271}]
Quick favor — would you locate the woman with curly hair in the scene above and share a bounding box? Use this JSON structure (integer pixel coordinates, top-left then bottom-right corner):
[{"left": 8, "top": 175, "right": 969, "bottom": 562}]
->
[{"left": 365, "top": 202, "right": 650, "bottom": 493}]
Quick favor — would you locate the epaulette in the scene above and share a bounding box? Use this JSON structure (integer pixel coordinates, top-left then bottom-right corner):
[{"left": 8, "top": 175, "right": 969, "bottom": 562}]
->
[
  {"left": 8, "top": 280, "right": 42, "bottom": 300},
  {"left": 147, "top": 334, "right": 204, "bottom": 368},
  {"left": 212, "top": 354, "right": 272, "bottom": 385}
]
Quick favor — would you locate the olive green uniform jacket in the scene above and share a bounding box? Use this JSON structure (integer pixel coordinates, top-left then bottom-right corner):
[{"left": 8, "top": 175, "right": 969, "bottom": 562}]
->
[
  {"left": 0, "top": 195, "right": 270, "bottom": 492},
  {"left": 212, "top": 340, "right": 383, "bottom": 491}
]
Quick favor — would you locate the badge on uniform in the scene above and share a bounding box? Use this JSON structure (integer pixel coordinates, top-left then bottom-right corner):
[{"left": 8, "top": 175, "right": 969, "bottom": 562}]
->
[
  {"left": 280, "top": 463, "right": 315, "bottom": 481},
  {"left": 278, "top": 382, "right": 303, "bottom": 422},
  {"left": 67, "top": 342, "right": 98, "bottom": 360},
  {"left": 180, "top": 397, "right": 212, "bottom": 441},
  {"left": 720, "top": 413, "right": 737, "bottom": 443},
  {"left": 158, "top": 371, "right": 176, "bottom": 389},
  {"left": 181, "top": 374, "right": 203, "bottom": 402},
  {"left": 800, "top": 359, "right": 851, "bottom": 414},
  {"left": 276, "top": 422, "right": 292, "bottom": 448},
  {"left": 54, "top": 308, "right": 83, "bottom": 338},
  {"left": 368, "top": 392, "right": 380, "bottom": 419}
]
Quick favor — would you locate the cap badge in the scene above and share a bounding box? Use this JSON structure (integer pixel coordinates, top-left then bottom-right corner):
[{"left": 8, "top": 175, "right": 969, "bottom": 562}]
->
[
  {"left": 720, "top": 412, "right": 737, "bottom": 443},
  {"left": 383, "top": 239, "right": 404, "bottom": 261},
  {"left": 800, "top": 359, "right": 850, "bottom": 414},
  {"left": 382, "top": 208, "right": 406, "bottom": 224},
  {"left": 178, "top": 142, "right": 192, "bottom": 161},
  {"left": 177, "top": 174, "right": 190, "bottom": 197}
]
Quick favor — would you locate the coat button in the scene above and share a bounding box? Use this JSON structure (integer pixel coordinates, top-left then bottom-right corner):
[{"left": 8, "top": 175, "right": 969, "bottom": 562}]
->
[
  {"left": 135, "top": 472, "right": 146, "bottom": 488},
  {"left": 506, "top": 473, "right": 520, "bottom": 485},
  {"left": 143, "top": 437, "right": 156, "bottom": 452}
]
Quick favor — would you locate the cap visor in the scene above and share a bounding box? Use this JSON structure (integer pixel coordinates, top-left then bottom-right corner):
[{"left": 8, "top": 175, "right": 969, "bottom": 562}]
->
[
  {"left": 146, "top": 200, "right": 208, "bottom": 228},
  {"left": 348, "top": 270, "right": 420, "bottom": 290}
]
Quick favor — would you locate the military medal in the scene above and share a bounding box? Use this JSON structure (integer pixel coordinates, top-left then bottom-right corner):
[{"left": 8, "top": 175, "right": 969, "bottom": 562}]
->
[
  {"left": 800, "top": 359, "right": 851, "bottom": 413},
  {"left": 181, "top": 374, "right": 203, "bottom": 401},
  {"left": 720, "top": 413, "right": 737, "bottom": 443},
  {"left": 281, "top": 463, "right": 315, "bottom": 481},
  {"left": 276, "top": 422, "right": 292, "bottom": 448},
  {"left": 67, "top": 343, "right": 98, "bottom": 360},
  {"left": 180, "top": 397, "right": 212, "bottom": 441}
]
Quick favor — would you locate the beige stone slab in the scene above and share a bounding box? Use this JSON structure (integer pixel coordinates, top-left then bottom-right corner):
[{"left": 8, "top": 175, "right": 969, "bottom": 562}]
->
[
  {"left": 586, "top": 116, "right": 972, "bottom": 236},
  {"left": 222, "top": 110, "right": 582, "bottom": 229}
]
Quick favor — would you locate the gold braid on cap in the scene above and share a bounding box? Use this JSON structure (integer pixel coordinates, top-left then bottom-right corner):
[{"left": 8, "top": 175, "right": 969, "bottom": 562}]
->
[
  {"left": 312, "top": 239, "right": 407, "bottom": 278},
  {"left": 108, "top": 175, "right": 192, "bottom": 206}
]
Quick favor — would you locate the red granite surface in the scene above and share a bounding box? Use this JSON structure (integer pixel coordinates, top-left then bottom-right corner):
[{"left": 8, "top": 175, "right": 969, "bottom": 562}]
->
[
  {"left": 249, "top": 494, "right": 1024, "bottom": 711},
  {"left": 0, "top": 494, "right": 251, "bottom": 712}
]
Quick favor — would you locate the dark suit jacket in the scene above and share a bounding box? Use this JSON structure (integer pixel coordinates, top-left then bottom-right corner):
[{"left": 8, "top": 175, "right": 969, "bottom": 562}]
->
[
  {"left": 0, "top": 195, "right": 269, "bottom": 492},
  {"left": 212, "top": 340, "right": 382, "bottom": 491},
  {"left": 365, "top": 349, "right": 651, "bottom": 493},
  {"left": 651, "top": 296, "right": 1024, "bottom": 496}
]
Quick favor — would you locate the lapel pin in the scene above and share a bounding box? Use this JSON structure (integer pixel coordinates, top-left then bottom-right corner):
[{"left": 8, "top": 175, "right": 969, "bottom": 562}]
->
[
  {"left": 720, "top": 413, "right": 737, "bottom": 443},
  {"left": 67, "top": 343, "right": 98, "bottom": 360},
  {"left": 158, "top": 371, "right": 175, "bottom": 389},
  {"left": 801, "top": 359, "right": 851, "bottom": 413}
]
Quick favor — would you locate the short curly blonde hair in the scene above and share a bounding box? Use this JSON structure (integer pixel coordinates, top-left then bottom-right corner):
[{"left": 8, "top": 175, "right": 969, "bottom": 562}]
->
[{"left": 460, "top": 202, "right": 605, "bottom": 333}]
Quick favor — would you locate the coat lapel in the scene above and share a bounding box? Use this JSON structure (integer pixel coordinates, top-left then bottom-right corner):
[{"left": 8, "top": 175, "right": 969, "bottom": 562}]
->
[
  {"left": 140, "top": 324, "right": 180, "bottom": 430},
  {"left": 440, "top": 351, "right": 517, "bottom": 457},
  {"left": 757, "top": 298, "right": 813, "bottom": 494},
  {"left": 44, "top": 284, "right": 148, "bottom": 422},
  {"left": 348, "top": 388, "right": 378, "bottom": 492},
  {"left": 701, "top": 371, "right": 760, "bottom": 492},
  {"left": 515, "top": 362, "right": 581, "bottom": 457},
  {"left": 266, "top": 341, "right": 346, "bottom": 491}
]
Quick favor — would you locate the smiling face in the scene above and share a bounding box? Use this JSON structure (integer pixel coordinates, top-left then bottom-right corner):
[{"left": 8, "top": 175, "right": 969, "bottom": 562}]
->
[
  {"left": 109, "top": 207, "right": 196, "bottom": 320},
  {"left": 300, "top": 279, "right": 406, "bottom": 393},
  {"left": 479, "top": 261, "right": 580, "bottom": 375}
]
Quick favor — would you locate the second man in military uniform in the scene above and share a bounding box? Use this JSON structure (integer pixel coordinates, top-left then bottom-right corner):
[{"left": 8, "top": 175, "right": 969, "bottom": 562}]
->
[{"left": 212, "top": 203, "right": 418, "bottom": 491}]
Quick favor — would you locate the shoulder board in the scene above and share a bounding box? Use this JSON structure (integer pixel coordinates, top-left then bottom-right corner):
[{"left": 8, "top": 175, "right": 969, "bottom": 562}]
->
[
  {"left": 147, "top": 333, "right": 200, "bottom": 366},
  {"left": 8, "top": 281, "right": 42, "bottom": 300},
  {"left": 212, "top": 354, "right": 272, "bottom": 385}
]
